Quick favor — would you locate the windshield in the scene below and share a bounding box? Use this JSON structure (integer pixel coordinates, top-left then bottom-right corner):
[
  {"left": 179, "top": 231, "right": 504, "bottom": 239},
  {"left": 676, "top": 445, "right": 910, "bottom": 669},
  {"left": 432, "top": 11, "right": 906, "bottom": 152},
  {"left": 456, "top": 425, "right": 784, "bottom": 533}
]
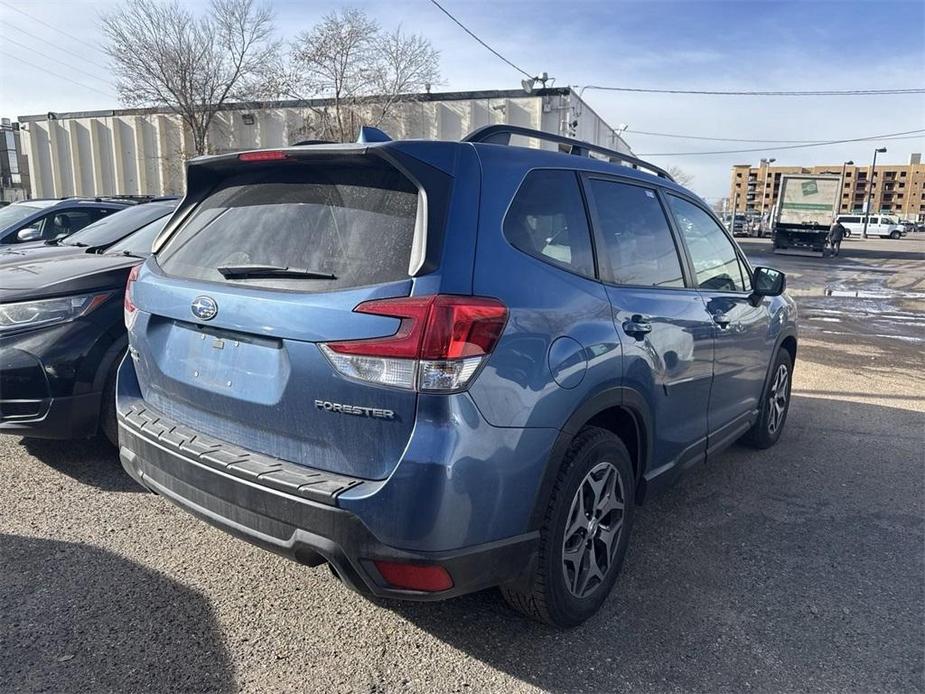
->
[
  {"left": 108, "top": 216, "right": 171, "bottom": 256},
  {"left": 63, "top": 203, "right": 175, "bottom": 247},
  {"left": 0, "top": 202, "right": 49, "bottom": 230}
]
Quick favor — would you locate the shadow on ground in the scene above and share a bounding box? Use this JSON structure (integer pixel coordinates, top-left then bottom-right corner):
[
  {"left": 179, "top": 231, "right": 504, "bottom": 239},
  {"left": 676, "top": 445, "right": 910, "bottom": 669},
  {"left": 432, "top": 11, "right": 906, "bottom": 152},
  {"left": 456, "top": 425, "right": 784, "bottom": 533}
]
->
[
  {"left": 0, "top": 534, "right": 234, "bottom": 693},
  {"left": 388, "top": 395, "right": 925, "bottom": 692},
  {"left": 22, "top": 436, "right": 143, "bottom": 493}
]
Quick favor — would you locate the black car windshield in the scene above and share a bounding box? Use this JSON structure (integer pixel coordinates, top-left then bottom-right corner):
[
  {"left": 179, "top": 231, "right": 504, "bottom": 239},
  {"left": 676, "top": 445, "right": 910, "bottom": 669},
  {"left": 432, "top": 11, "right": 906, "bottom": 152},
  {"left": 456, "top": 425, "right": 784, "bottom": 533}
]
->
[
  {"left": 63, "top": 203, "right": 175, "bottom": 248},
  {"left": 0, "top": 202, "right": 53, "bottom": 230},
  {"left": 107, "top": 216, "right": 171, "bottom": 256}
]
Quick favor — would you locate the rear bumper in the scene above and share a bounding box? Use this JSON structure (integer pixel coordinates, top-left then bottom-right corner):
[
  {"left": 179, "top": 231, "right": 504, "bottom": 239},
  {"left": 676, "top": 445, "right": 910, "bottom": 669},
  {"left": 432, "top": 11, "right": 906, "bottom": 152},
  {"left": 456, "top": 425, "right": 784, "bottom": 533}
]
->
[{"left": 118, "top": 400, "right": 538, "bottom": 601}]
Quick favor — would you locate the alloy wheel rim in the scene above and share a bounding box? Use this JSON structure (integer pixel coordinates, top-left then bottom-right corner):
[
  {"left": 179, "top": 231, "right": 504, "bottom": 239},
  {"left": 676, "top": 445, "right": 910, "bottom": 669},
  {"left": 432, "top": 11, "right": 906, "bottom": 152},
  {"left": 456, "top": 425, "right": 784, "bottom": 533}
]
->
[
  {"left": 561, "top": 461, "right": 625, "bottom": 599},
  {"left": 767, "top": 364, "right": 789, "bottom": 435}
]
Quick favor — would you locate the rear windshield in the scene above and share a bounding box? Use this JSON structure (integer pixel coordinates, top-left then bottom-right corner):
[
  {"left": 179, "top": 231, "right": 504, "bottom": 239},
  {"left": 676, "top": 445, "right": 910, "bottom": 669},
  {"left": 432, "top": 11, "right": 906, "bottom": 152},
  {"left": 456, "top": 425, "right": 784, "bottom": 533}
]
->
[{"left": 157, "top": 161, "right": 419, "bottom": 291}]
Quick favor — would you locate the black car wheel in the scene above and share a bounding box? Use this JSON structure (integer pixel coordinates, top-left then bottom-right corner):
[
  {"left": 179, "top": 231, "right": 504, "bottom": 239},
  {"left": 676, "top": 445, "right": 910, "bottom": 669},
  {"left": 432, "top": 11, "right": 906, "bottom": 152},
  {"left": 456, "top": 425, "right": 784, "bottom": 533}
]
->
[
  {"left": 501, "top": 427, "right": 634, "bottom": 627},
  {"left": 743, "top": 348, "right": 793, "bottom": 449},
  {"left": 99, "top": 361, "right": 119, "bottom": 447},
  {"left": 890, "top": 230, "right": 901, "bottom": 239}
]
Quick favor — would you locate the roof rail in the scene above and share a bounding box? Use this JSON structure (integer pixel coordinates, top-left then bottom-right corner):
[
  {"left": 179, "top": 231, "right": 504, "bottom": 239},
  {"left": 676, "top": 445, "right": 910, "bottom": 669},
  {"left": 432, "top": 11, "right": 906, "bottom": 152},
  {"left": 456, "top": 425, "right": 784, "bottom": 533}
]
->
[{"left": 462, "top": 124, "right": 674, "bottom": 182}]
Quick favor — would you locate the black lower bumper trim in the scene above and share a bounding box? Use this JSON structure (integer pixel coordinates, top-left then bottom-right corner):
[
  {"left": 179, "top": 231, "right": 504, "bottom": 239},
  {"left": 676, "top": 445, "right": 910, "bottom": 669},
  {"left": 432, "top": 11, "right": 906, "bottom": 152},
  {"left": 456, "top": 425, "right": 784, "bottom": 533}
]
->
[
  {"left": 0, "top": 391, "right": 101, "bottom": 439},
  {"left": 119, "top": 419, "right": 538, "bottom": 601}
]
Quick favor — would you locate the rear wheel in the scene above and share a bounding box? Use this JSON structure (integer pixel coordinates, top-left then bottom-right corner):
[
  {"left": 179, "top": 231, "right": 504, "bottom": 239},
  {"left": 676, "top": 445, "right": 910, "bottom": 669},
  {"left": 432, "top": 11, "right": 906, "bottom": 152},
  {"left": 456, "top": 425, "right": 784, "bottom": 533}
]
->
[
  {"left": 743, "top": 349, "right": 793, "bottom": 449},
  {"left": 501, "top": 427, "right": 634, "bottom": 627}
]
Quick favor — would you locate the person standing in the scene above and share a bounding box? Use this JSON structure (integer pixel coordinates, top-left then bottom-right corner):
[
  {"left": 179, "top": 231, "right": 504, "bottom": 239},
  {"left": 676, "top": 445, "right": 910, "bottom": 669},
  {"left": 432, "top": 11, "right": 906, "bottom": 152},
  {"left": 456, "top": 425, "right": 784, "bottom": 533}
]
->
[{"left": 828, "top": 218, "right": 847, "bottom": 257}]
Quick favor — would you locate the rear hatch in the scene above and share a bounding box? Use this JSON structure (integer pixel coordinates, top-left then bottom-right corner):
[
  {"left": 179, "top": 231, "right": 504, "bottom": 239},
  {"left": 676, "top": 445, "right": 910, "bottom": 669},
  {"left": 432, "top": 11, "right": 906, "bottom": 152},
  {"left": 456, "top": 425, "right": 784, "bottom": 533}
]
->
[{"left": 127, "top": 146, "right": 457, "bottom": 480}]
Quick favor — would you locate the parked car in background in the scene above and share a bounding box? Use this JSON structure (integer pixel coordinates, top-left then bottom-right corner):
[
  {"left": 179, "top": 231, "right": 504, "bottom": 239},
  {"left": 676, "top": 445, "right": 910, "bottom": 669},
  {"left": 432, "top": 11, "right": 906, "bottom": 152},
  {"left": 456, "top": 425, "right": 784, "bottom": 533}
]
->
[
  {"left": 0, "top": 198, "right": 178, "bottom": 266},
  {"left": 0, "top": 198, "right": 133, "bottom": 245},
  {"left": 117, "top": 126, "right": 797, "bottom": 627},
  {"left": 836, "top": 214, "right": 906, "bottom": 239},
  {"left": 0, "top": 212, "right": 170, "bottom": 446},
  {"left": 724, "top": 213, "right": 749, "bottom": 236}
]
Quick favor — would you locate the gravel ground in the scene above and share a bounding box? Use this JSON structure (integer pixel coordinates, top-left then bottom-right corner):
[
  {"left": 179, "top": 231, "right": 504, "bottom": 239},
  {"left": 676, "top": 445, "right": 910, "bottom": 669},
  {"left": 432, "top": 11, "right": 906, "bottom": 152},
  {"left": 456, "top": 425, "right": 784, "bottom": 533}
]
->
[{"left": 2, "top": 238, "right": 923, "bottom": 693}]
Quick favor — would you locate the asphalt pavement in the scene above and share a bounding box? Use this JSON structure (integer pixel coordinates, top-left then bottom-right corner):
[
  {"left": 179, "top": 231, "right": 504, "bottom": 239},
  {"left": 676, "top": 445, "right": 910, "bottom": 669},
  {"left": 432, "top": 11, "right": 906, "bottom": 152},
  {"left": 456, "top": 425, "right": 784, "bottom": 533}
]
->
[{"left": 2, "top": 236, "right": 923, "bottom": 693}]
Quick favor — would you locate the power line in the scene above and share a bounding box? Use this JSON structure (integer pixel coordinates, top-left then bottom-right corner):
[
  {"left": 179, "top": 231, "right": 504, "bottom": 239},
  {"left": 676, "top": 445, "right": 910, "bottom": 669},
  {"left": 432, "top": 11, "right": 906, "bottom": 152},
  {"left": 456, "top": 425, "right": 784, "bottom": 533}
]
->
[
  {"left": 582, "top": 84, "right": 925, "bottom": 97},
  {"left": 638, "top": 129, "right": 925, "bottom": 156},
  {"left": 4, "top": 36, "right": 113, "bottom": 86},
  {"left": 0, "top": 0, "right": 110, "bottom": 57},
  {"left": 627, "top": 129, "right": 859, "bottom": 144},
  {"left": 0, "top": 51, "right": 117, "bottom": 100},
  {"left": 8, "top": 22, "right": 113, "bottom": 73},
  {"left": 428, "top": 0, "right": 534, "bottom": 79}
]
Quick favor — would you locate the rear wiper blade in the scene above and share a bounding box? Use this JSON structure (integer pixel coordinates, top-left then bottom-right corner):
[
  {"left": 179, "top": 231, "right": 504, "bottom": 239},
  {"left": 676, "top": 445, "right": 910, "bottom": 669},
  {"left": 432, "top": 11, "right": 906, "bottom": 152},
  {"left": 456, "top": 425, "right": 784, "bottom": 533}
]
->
[{"left": 216, "top": 264, "right": 336, "bottom": 280}]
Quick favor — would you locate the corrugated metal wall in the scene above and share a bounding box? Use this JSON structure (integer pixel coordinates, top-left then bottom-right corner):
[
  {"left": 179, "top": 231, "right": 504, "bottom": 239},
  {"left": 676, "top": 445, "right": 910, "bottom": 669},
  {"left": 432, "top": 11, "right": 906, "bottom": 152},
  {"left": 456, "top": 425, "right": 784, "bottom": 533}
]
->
[{"left": 19, "top": 91, "right": 628, "bottom": 198}]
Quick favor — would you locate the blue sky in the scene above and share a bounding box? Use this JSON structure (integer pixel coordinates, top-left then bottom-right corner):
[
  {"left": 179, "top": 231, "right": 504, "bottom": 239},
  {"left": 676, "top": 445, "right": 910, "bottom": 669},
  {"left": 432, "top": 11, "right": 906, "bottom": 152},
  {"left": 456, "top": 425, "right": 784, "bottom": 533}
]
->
[{"left": 2, "top": 0, "right": 923, "bottom": 199}]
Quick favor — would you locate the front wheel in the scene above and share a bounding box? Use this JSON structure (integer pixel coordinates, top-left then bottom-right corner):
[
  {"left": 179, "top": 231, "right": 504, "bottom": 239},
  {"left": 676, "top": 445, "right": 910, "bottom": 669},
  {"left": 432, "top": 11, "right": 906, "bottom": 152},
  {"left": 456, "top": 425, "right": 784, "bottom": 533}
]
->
[
  {"left": 890, "top": 230, "right": 901, "bottom": 240},
  {"left": 98, "top": 359, "right": 121, "bottom": 448},
  {"left": 743, "top": 349, "right": 793, "bottom": 449},
  {"left": 501, "top": 427, "right": 635, "bottom": 627}
]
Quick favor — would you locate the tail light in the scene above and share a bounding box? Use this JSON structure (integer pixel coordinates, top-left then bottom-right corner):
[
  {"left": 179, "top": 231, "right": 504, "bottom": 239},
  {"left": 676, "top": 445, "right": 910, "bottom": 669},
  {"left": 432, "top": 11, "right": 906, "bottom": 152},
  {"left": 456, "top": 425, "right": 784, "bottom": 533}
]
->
[
  {"left": 124, "top": 264, "right": 140, "bottom": 329},
  {"left": 320, "top": 295, "right": 507, "bottom": 392}
]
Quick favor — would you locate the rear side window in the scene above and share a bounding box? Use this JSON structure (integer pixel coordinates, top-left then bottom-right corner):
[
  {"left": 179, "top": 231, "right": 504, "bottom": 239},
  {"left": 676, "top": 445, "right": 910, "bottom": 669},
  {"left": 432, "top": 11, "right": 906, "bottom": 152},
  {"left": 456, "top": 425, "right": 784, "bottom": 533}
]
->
[
  {"left": 503, "top": 170, "right": 594, "bottom": 277},
  {"left": 587, "top": 179, "right": 684, "bottom": 288},
  {"left": 158, "top": 161, "right": 419, "bottom": 291}
]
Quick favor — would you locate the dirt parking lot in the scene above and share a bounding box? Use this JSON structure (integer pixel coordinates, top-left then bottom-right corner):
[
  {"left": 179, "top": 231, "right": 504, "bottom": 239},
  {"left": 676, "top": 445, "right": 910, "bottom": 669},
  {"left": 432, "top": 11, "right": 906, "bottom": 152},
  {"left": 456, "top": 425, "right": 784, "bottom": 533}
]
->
[{"left": 2, "top": 237, "right": 923, "bottom": 693}]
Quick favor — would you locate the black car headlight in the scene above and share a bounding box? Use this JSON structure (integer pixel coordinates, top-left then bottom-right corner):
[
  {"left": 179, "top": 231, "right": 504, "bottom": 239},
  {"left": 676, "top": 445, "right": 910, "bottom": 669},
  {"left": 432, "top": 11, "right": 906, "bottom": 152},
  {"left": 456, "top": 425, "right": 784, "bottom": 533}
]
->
[{"left": 0, "top": 292, "right": 114, "bottom": 332}]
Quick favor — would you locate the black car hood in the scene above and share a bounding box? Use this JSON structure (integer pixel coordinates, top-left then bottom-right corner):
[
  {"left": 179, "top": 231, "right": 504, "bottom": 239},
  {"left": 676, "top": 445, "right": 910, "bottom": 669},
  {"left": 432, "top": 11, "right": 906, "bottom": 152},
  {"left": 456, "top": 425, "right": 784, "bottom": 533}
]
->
[
  {"left": 0, "top": 253, "right": 142, "bottom": 303},
  {"left": 0, "top": 244, "right": 90, "bottom": 267}
]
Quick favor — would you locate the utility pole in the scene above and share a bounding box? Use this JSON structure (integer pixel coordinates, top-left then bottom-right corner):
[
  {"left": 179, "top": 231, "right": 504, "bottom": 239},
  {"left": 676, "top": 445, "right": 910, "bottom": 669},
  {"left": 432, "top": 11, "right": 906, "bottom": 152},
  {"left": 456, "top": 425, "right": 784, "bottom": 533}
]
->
[{"left": 862, "top": 147, "right": 887, "bottom": 239}]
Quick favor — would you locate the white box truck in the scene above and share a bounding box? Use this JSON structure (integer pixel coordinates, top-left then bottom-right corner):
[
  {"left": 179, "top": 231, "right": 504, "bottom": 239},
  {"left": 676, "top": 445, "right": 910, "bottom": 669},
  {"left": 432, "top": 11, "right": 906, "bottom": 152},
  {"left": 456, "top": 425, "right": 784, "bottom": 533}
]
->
[{"left": 772, "top": 174, "right": 840, "bottom": 254}]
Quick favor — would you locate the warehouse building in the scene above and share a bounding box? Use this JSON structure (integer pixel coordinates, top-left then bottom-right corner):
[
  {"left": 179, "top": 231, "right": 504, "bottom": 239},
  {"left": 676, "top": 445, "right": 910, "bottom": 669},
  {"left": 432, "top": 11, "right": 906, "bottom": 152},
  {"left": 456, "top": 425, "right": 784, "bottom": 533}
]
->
[
  {"left": 16, "top": 88, "right": 630, "bottom": 199},
  {"left": 729, "top": 155, "right": 925, "bottom": 221}
]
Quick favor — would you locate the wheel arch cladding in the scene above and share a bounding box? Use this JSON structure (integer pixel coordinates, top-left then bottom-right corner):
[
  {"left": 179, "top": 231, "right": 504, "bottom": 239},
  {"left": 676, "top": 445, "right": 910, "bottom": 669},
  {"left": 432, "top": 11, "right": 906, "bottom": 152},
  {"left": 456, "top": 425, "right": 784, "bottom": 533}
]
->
[
  {"left": 529, "top": 387, "right": 652, "bottom": 529},
  {"left": 780, "top": 334, "right": 797, "bottom": 364}
]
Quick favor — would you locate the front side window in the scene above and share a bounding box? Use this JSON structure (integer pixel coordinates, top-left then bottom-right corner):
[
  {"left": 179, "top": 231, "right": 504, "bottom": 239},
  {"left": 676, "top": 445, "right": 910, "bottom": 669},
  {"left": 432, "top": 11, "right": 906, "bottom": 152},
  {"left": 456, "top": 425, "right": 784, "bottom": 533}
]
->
[
  {"left": 668, "top": 195, "right": 747, "bottom": 292},
  {"left": 587, "top": 179, "right": 684, "bottom": 288},
  {"left": 503, "top": 170, "right": 595, "bottom": 277}
]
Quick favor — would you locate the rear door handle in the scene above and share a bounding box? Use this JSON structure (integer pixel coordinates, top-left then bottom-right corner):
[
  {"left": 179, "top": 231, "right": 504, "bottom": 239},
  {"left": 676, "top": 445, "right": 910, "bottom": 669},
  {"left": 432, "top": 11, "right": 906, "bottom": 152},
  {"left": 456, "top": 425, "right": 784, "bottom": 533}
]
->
[
  {"left": 713, "top": 312, "right": 731, "bottom": 328},
  {"left": 622, "top": 314, "right": 653, "bottom": 340}
]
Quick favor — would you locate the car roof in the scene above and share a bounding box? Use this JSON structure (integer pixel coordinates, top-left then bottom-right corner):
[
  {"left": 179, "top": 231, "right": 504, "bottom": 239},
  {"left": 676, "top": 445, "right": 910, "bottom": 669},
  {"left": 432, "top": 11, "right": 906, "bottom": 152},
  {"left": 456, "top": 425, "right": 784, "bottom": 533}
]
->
[{"left": 192, "top": 138, "right": 692, "bottom": 198}]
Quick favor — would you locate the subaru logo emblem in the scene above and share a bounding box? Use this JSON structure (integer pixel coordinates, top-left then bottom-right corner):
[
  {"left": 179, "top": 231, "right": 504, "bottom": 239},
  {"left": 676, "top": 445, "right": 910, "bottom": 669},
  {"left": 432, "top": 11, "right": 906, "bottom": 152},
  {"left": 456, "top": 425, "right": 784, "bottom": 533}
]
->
[{"left": 191, "top": 296, "right": 218, "bottom": 321}]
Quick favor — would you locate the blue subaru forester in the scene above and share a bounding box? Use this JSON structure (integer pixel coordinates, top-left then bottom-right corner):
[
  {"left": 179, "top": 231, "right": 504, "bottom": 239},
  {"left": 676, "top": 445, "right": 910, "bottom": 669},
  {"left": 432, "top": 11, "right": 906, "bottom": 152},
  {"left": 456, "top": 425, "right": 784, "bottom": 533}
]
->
[{"left": 117, "top": 125, "right": 797, "bottom": 627}]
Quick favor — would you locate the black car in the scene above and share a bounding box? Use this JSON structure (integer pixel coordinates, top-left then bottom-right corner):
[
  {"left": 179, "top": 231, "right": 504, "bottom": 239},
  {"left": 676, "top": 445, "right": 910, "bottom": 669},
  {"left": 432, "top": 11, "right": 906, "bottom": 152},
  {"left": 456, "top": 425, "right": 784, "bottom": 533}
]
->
[
  {"left": 0, "top": 198, "right": 134, "bottom": 245},
  {"left": 0, "top": 199, "right": 178, "bottom": 266},
  {"left": 0, "top": 212, "right": 170, "bottom": 444}
]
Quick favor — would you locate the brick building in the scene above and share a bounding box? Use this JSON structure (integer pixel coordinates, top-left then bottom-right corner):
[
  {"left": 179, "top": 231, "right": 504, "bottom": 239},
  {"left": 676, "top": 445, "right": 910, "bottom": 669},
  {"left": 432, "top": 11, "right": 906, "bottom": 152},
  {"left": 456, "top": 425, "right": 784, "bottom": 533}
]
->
[{"left": 729, "top": 154, "right": 925, "bottom": 221}]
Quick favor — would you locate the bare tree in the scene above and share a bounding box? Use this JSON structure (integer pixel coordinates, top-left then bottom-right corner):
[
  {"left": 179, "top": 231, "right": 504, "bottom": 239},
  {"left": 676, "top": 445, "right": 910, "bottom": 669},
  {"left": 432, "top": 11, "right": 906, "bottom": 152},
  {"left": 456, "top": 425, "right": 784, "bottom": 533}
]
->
[
  {"left": 667, "top": 166, "right": 694, "bottom": 188},
  {"left": 102, "top": 0, "right": 278, "bottom": 155},
  {"left": 287, "top": 9, "right": 440, "bottom": 142}
]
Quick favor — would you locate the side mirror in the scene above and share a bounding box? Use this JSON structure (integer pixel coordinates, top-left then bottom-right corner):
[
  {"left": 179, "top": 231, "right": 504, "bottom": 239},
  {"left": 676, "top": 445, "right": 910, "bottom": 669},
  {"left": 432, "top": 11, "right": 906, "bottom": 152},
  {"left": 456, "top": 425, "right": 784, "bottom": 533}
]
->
[
  {"left": 751, "top": 266, "right": 785, "bottom": 302},
  {"left": 16, "top": 226, "right": 41, "bottom": 242}
]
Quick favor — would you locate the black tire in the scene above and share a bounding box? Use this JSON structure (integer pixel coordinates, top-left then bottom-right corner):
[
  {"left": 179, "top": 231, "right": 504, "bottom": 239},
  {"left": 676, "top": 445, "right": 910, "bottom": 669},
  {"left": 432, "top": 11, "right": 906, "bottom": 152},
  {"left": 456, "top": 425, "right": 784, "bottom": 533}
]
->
[
  {"left": 743, "top": 348, "right": 793, "bottom": 449},
  {"left": 890, "top": 230, "right": 901, "bottom": 240},
  {"left": 501, "top": 427, "right": 635, "bottom": 627},
  {"left": 99, "top": 362, "right": 119, "bottom": 448}
]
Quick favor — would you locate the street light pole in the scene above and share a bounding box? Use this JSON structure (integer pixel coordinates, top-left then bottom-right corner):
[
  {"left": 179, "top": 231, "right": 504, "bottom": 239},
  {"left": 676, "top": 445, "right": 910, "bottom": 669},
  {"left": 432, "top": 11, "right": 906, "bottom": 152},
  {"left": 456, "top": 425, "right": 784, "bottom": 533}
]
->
[{"left": 862, "top": 147, "right": 887, "bottom": 239}]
